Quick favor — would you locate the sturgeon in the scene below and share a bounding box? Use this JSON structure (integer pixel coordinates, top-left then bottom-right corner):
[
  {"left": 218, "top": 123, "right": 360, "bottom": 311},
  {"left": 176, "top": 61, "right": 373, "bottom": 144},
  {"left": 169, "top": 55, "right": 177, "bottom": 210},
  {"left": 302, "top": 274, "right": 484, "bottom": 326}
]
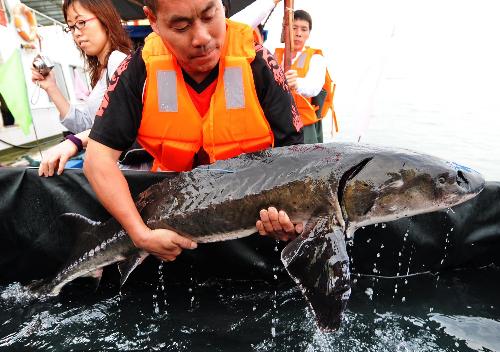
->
[{"left": 29, "top": 142, "right": 484, "bottom": 331}]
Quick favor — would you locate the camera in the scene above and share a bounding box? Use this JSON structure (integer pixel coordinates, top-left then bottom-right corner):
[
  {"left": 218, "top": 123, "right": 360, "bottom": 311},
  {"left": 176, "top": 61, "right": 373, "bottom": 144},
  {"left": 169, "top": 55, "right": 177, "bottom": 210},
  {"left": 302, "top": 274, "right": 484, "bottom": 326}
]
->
[{"left": 32, "top": 54, "right": 54, "bottom": 77}]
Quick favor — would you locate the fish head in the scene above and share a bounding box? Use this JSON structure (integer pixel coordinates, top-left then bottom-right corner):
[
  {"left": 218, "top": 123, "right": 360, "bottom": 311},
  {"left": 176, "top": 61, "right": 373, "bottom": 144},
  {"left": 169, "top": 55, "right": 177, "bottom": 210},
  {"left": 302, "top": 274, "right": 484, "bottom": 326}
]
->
[{"left": 340, "top": 151, "right": 485, "bottom": 232}]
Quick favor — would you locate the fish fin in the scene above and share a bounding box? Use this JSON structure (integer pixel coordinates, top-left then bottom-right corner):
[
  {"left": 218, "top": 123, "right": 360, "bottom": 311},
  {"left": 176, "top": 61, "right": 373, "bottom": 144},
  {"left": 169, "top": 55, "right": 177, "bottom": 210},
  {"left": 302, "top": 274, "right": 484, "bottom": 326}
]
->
[
  {"left": 118, "top": 252, "right": 149, "bottom": 287},
  {"left": 83, "top": 268, "right": 103, "bottom": 292},
  {"left": 281, "top": 217, "right": 351, "bottom": 331}
]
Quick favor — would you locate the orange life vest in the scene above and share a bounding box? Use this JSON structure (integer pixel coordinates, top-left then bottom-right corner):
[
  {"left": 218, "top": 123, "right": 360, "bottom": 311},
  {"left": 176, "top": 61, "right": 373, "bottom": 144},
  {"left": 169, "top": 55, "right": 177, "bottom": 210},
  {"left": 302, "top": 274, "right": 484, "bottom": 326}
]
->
[
  {"left": 275, "top": 47, "right": 336, "bottom": 129},
  {"left": 139, "top": 20, "right": 274, "bottom": 172}
]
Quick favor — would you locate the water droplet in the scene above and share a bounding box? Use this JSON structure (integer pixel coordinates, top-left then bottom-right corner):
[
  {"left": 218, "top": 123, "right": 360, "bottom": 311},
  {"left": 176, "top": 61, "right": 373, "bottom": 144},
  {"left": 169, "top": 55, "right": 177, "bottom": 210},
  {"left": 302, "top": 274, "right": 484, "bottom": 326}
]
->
[{"left": 365, "top": 287, "right": 374, "bottom": 300}]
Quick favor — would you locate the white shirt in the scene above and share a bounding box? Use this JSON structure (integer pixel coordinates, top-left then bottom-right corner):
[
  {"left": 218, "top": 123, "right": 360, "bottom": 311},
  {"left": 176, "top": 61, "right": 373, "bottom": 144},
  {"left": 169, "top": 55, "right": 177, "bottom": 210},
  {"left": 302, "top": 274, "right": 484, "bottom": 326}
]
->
[
  {"left": 61, "top": 50, "right": 127, "bottom": 134},
  {"left": 292, "top": 50, "right": 328, "bottom": 98}
]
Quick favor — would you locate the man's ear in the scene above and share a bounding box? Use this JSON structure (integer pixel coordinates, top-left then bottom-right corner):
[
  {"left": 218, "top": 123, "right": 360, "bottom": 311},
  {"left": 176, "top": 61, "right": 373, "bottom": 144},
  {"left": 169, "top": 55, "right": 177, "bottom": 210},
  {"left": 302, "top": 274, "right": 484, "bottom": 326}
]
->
[{"left": 143, "top": 6, "right": 160, "bottom": 34}]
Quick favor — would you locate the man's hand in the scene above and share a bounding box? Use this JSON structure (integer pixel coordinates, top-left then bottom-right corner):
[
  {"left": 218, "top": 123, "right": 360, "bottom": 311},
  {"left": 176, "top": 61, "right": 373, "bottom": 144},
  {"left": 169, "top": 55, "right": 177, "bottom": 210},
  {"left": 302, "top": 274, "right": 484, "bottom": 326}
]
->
[
  {"left": 38, "top": 139, "right": 78, "bottom": 177},
  {"left": 256, "top": 207, "right": 303, "bottom": 241},
  {"left": 285, "top": 69, "right": 298, "bottom": 91},
  {"left": 133, "top": 228, "right": 198, "bottom": 262}
]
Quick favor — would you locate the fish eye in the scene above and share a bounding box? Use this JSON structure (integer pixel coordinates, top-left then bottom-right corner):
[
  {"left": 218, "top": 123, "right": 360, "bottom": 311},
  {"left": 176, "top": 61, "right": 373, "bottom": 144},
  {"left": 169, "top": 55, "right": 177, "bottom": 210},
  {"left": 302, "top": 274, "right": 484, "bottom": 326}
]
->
[{"left": 438, "top": 176, "right": 446, "bottom": 184}]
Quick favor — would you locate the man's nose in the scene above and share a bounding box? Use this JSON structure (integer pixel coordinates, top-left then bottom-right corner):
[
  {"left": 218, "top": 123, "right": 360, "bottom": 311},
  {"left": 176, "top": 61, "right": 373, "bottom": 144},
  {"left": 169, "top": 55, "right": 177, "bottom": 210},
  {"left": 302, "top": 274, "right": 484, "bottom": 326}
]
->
[{"left": 192, "top": 23, "right": 211, "bottom": 47}]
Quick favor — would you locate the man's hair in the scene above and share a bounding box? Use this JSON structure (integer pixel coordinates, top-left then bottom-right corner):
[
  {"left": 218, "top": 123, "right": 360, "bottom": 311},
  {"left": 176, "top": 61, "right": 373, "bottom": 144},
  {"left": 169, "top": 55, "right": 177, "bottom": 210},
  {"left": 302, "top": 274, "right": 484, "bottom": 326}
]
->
[
  {"left": 294, "top": 9, "right": 312, "bottom": 31},
  {"left": 144, "top": 0, "right": 158, "bottom": 14},
  {"left": 222, "top": 0, "right": 231, "bottom": 17}
]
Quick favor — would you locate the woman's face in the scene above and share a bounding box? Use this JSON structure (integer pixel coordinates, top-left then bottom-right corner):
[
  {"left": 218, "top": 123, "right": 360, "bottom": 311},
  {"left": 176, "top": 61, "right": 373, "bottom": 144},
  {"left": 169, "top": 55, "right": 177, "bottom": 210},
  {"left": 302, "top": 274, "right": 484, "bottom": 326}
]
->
[{"left": 66, "top": 1, "right": 110, "bottom": 63}]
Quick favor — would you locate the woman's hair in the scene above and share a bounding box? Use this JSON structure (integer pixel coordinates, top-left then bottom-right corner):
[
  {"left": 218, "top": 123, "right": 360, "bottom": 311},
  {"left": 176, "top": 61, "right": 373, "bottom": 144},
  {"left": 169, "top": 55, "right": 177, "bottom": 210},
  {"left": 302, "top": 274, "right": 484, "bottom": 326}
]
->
[{"left": 63, "top": 0, "right": 132, "bottom": 87}]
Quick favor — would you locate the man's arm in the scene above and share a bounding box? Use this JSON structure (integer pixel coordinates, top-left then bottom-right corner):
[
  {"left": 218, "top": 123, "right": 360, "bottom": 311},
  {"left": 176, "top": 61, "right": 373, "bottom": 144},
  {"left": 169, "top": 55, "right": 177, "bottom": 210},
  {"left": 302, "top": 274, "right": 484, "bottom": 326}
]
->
[
  {"left": 250, "top": 45, "right": 304, "bottom": 239},
  {"left": 251, "top": 44, "right": 304, "bottom": 146},
  {"left": 230, "top": 0, "right": 280, "bottom": 28},
  {"left": 295, "top": 54, "right": 327, "bottom": 97},
  {"left": 84, "top": 140, "right": 197, "bottom": 261}
]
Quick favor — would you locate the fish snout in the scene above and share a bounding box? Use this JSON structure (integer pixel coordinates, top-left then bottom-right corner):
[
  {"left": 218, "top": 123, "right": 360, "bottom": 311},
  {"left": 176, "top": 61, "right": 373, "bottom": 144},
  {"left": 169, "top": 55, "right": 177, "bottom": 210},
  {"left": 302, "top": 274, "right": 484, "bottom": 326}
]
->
[{"left": 454, "top": 167, "right": 485, "bottom": 195}]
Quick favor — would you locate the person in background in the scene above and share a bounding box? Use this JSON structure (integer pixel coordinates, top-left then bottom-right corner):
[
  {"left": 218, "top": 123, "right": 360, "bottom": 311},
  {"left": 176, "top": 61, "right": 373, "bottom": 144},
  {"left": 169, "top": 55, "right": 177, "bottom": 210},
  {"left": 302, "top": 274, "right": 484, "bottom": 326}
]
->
[
  {"left": 84, "top": 0, "right": 303, "bottom": 262},
  {"left": 35, "top": 0, "right": 132, "bottom": 176},
  {"left": 275, "top": 9, "right": 333, "bottom": 144}
]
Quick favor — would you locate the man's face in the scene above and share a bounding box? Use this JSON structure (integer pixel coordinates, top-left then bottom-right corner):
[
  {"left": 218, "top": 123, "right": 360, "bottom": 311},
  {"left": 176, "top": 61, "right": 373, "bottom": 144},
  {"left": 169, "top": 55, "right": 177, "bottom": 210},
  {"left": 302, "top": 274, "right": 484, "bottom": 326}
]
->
[
  {"left": 292, "top": 18, "right": 310, "bottom": 52},
  {"left": 145, "top": 0, "right": 226, "bottom": 82}
]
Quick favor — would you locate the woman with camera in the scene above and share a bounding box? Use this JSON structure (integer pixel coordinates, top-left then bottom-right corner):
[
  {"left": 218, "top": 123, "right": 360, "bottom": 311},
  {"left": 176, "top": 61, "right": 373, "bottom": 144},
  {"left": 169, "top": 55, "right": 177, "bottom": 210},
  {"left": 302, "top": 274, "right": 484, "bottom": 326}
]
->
[{"left": 35, "top": 0, "right": 132, "bottom": 177}]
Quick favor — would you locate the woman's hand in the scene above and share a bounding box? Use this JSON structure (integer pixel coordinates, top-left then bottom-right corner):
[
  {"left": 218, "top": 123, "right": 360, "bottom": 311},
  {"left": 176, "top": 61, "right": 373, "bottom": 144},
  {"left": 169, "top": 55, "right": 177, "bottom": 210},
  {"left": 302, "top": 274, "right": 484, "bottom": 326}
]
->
[
  {"left": 256, "top": 207, "right": 303, "bottom": 241},
  {"left": 38, "top": 139, "right": 78, "bottom": 177},
  {"left": 31, "top": 68, "right": 57, "bottom": 92}
]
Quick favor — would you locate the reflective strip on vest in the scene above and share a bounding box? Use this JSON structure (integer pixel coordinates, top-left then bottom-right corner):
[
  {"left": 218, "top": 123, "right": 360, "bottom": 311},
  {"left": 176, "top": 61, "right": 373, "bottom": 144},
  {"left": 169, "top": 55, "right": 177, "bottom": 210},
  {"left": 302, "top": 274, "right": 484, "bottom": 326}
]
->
[
  {"left": 223, "top": 66, "right": 245, "bottom": 109},
  {"left": 156, "top": 67, "right": 245, "bottom": 111},
  {"left": 157, "top": 70, "right": 178, "bottom": 112}
]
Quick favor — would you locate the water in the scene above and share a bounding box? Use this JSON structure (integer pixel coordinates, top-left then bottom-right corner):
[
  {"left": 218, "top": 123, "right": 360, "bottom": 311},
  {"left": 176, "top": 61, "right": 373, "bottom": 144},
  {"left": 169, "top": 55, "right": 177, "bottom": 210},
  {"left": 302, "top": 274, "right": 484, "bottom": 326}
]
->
[{"left": 1, "top": 266, "right": 499, "bottom": 351}]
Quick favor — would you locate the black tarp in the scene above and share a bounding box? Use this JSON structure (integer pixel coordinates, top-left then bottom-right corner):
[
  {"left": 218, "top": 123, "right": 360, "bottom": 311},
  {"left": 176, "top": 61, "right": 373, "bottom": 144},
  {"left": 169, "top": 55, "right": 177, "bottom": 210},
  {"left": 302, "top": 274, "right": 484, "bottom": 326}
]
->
[{"left": 0, "top": 167, "right": 499, "bottom": 285}]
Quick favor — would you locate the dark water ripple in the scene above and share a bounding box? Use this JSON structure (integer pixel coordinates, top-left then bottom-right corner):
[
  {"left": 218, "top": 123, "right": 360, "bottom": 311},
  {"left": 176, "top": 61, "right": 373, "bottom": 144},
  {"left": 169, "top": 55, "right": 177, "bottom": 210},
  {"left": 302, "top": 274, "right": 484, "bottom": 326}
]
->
[{"left": 0, "top": 266, "right": 499, "bottom": 351}]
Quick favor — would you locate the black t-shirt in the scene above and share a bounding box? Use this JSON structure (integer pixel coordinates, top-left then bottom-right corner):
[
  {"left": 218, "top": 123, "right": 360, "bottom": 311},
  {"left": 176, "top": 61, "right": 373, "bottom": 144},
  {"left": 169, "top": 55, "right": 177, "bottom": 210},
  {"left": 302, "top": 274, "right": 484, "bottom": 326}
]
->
[{"left": 90, "top": 43, "right": 303, "bottom": 153}]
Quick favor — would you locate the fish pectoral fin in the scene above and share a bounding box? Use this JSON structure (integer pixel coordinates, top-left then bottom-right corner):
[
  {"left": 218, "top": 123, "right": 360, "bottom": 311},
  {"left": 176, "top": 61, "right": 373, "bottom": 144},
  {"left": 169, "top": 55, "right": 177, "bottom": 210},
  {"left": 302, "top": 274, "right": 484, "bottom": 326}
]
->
[
  {"left": 118, "top": 252, "right": 149, "bottom": 287},
  {"left": 81, "top": 268, "right": 104, "bottom": 292},
  {"left": 281, "top": 217, "right": 351, "bottom": 331}
]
